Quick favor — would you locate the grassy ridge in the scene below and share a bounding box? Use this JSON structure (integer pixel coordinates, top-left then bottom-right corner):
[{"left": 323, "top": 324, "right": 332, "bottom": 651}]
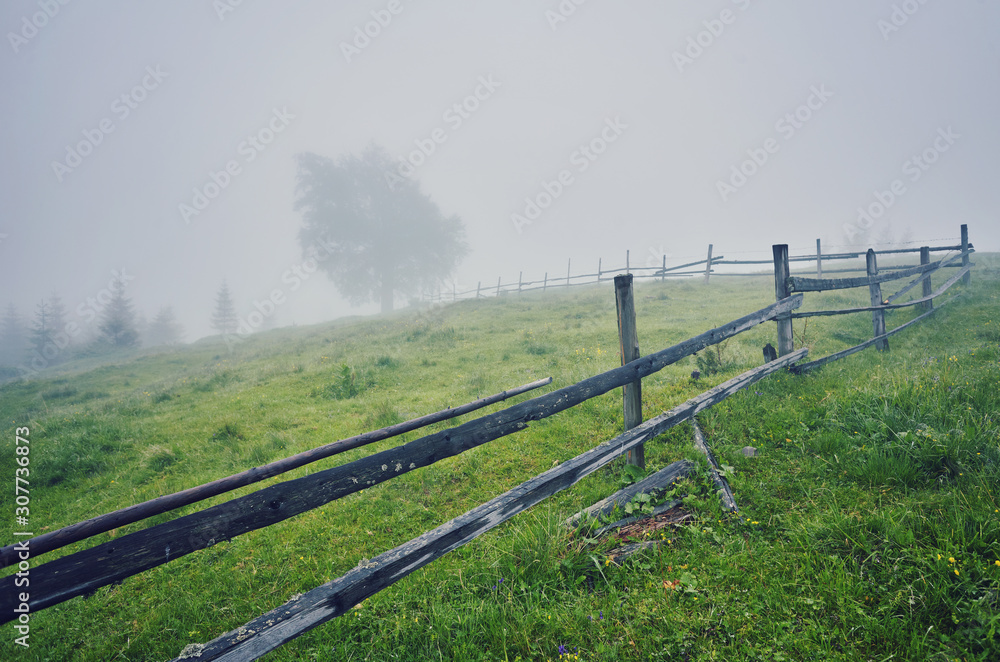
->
[{"left": 1, "top": 257, "right": 998, "bottom": 661}]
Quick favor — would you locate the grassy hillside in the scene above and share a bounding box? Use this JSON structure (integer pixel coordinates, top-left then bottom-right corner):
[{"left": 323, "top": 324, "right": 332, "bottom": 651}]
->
[{"left": 2, "top": 256, "right": 999, "bottom": 661}]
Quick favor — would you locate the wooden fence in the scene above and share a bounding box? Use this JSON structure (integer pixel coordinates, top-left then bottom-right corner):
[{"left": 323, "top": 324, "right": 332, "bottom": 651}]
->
[
  {"left": 0, "top": 226, "right": 975, "bottom": 661},
  {"left": 423, "top": 225, "right": 974, "bottom": 301}
]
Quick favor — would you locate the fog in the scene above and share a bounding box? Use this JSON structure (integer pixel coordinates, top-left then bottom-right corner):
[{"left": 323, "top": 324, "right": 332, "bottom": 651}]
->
[{"left": 2, "top": 1, "right": 998, "bottom": 345}]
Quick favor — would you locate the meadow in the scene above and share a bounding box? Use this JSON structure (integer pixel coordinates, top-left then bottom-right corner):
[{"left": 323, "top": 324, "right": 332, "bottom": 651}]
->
[{"left": 1, "top": 255, "right": 998, "bottom": 661}]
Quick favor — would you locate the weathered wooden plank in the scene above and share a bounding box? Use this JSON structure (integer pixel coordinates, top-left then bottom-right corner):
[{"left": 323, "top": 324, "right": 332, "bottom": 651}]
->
[
  {"left": 961, "top": 224, "right": 971, "bottom": 285},
  {"left": 791, "top": 299, "right": 953, "bottom": 374},
  {"left": 794, "top": 263, "right": 971, "bottom": 318},
  {"left": 0, "top": 296, "right": 804, "bottom": 621},
  {"left": 884, "top": 249, "right": 965, "bottom": 304},
  {"left": 773, "top": 245, "right": 794, "bottom": 356},
  {"left": 0, "top": 378, "right": 553, "bottom": 569},
  {"left": 703, "top": 244, "right": 714, "bottom": 284},
  {"left": 789, "top": 261, "right": 939, "bottom": 293},
  {"left": 564, "top": 460, "right": 693, "bottom": 527},
  {"left": 919, "top": 247, "right": 933, "bottom": 312},
  {"left": 867, "top": 249, "right": 889, "bottom": 352},
  {"left": 690, "top": 419, "right": 740, "bottom": 518},
  {"left": 615, "top": 274, "right": 643, "bottom": 468},
  {"left": 172, "top": 348, "right": 809, "bottom": 662}
]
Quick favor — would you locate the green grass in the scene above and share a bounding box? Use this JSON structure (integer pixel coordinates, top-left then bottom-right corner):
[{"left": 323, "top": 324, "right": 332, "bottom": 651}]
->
[{"left": 1, "top": 256, "right": 998, "bottom": 661}]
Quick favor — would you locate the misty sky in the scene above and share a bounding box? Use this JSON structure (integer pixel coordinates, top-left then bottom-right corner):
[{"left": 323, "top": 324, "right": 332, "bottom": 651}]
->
[{"left": 2, "top": 1, "right": 998, "bottom": 341}]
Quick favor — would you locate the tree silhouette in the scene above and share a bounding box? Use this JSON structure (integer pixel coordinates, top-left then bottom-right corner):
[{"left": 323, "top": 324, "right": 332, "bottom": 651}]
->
[
  {"left": 29, "top": 301, "right": 54, "bottom": 356},
  {"left": 98, "top": 274, "right": 139, "bottom": 347},
  {"left": 294, "top": 145, "right": 467, "bottom": 313},
  {"left": 0, "top": 303, "right": 28, "bottom": 365},
  {"left": 211, "top": 280, "right": 238, "bottom": 335},
  {"left": 147, "top": 306, "right": 184, "bottom": 346}
]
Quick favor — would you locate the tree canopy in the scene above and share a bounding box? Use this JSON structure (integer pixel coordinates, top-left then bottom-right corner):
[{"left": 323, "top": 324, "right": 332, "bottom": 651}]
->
[{"left": 294, "top": 145, "right": 467, "bottom": 312}]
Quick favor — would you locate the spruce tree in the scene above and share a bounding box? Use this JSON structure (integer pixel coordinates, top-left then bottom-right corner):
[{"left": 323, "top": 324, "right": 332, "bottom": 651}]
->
[
  {"left": 211, "top": 280, "right": 238, "bottom": 335},
  {"left": 0, "top": 304, "right": 28, "bottom": 365},
  {"left": 98, "top": 273, "right": 140, "bottom": 347}
]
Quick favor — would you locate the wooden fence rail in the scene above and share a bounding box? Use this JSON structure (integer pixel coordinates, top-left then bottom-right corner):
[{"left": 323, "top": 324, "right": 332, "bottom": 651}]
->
[
  {"left": 773, "top": 224, "right": 974, "bottom": 366},
  {"left": 171, "top": 349, "right": 808, "bottom": 662},
  {"left": 426, "top": 231, "right": 972, "bottom": 302},
  {"left": 0, "top": 378, "right": 553, "bottom": 569},
  {"left": 0, "top": 295, "right": 803, "bottom": 622},
  {"left": 5, "top": 226, "right": 975, "bottom": 660}
]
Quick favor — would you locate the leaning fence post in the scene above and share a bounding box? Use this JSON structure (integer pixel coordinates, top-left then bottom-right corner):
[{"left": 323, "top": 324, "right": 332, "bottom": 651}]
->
[
  {"left": 920, "top": 247, "right": 932, "bottom": 313},
  {"left": 614, "top": 274, "right": 643, "bottom": 469},
  {"left": 703, "top": 244, "right": 714, "bottom": 284},
  {"left": 772, "top": 244, "right": 794, "bottom": 357},
  {"left": 816, "top": 238, "right": 823, "bottom": 278},
  {"left": 961, "top": 224, "right": 971, "bottom": 285},
  {"left": 867, "top": 249, "right": 889, "bottom": 351}
]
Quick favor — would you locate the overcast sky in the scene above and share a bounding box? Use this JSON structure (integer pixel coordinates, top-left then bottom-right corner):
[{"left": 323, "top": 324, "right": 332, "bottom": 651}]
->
[{"left": 2, "top": 1, "right": 998, "bottom": 341}]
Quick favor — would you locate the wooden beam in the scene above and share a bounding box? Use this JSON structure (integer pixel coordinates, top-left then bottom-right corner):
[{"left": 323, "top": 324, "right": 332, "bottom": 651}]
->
[
  {"left": 789, "top": 261, "right": 939, "bottom": 293},
  {"left": 0, "top": 295, "right": 804, "bottom": 621},
  {"left": 614, "top": 274, "right": 643, "bottom": 468},
  {"left": 816, "top": 238, "right": 823, "bottom": 278},
  {"left": 961, "top": 224, "right": 971, "bottom": 285},
  {"left": 792, "top": 299, "right": 952, "bottom": 374},
  {"left": 793, "top": 263, "right": 971, "bottom": 319},
  {"left": 690, "top": 419, "right": 740, "bottom": 519},
  {"left": 170, "top": 348, "right": 808, "bottom": 662},
  {"left": 0, "top": 378, "right": 553, "bottom": 569},
  {"left": 867, "top": 249, "right": 889, "bottom": 351},
  {"left": 773, "top": 245, "right": 794, "bottom": 357},
  {"left": 704, "top": 244, "right": 714, "bottom": 284},
  {"left": 920, "top": 247, "right": 933, "bottom": 312},
  {"left": 885, "top": 250, "right": 963, "bottom": 304},
  {"left": 564, "top": 461, "right": 692, "bottom": 527}
]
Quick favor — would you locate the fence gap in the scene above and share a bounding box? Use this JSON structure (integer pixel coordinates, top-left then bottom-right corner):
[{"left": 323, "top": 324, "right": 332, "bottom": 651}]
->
[
  {"left": 772, "top": 244, "right": 794, "bottom": 356},
  {"left": 614, "top": 274, "right": 643, "bottom": 468},
  {"left": 867, "top": 249, "right": 889, "bottom": 351}
]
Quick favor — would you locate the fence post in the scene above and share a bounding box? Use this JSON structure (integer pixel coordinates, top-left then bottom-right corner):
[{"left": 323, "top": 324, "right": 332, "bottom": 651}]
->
[
  {"left": 703, "top": 244, "right": 714, "bottom": 284},
  {"left": 518, "top": 271, "right": 523, "bottom": 294},
  {"left": 614, "top": 274, "right": 643, "bottom": 469},
  {"left": 543, "top": 273, "right": 548, "bottom": 292},
  {"left": 476, "top": 282, "right": 481, "bottom": 299},
  {"left": 566, "top": 258, "right": 571, "bottom": 288},
  {"left": 867, "top": 249, "right": 889, "bottom": 351},
  {"left": 597, "top": 258, "right": 602, "bottom": 282},
  {"left": 920, "top": 247, "right": 932, "bottom": 312},
  {"left": 816, "top": 238, "right": 823, "bottom": 278},
  {"left": 626, "top": 250, "right": 630, "bottom": 274},
  {"left": 772, "top": 244, "right": 794, "bottom": 357},
  {"left": 661, "top": 255, "right": 666, "bottom": 283},
  {"left": 496, "top": 276, "right": 501, "bottom": 297},
  {"left": 961, "top": 224, "right": 970, "bottom": 285}
]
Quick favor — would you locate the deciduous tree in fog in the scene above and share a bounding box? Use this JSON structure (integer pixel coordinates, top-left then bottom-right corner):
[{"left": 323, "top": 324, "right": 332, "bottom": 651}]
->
[
  {"left": 211, "top": 280, "right": 238, "bottom": 335},
  {"left": 98, "top": 274, "right": 139, "bottom": 347},
  {"left": 294, "top": 145, "right": 467, "bottom": 313}
]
